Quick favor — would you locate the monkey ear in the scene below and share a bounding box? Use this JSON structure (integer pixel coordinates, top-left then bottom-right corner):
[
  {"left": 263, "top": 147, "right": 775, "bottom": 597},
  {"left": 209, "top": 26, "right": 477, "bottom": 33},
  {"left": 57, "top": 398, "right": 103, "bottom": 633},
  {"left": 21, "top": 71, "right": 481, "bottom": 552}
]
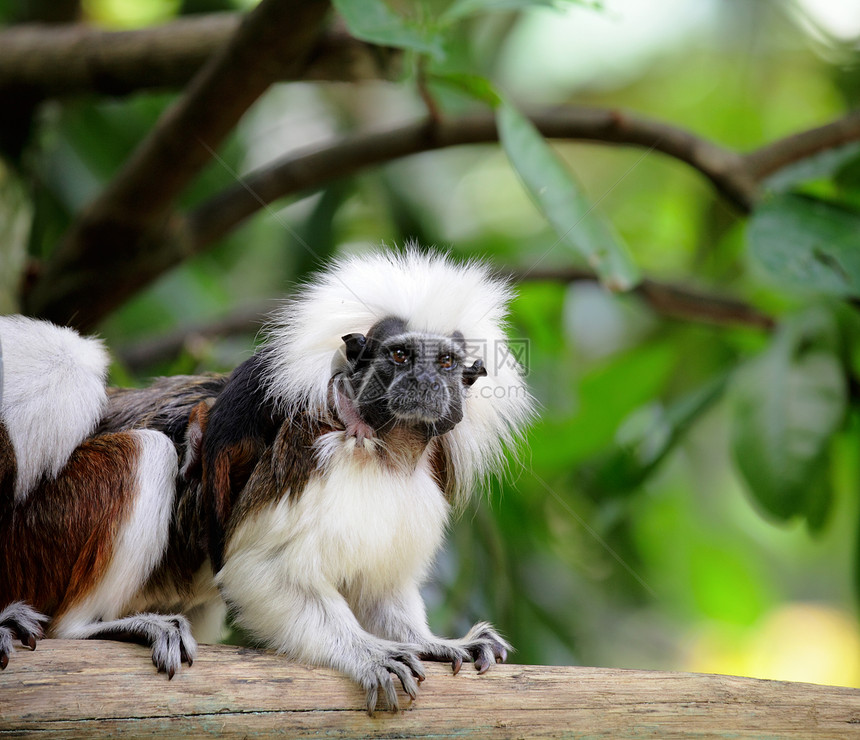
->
[
  {"left": 462, "top": 359, "right": 488, "bottom": 387},
  {"left": 341, "top": 333, "right": 368, "bottom": 365}
]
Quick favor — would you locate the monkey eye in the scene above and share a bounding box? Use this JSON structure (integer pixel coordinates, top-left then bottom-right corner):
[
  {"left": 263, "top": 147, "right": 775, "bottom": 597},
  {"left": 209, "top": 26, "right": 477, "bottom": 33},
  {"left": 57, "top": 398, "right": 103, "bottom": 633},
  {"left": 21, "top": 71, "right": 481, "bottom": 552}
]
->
[
  {"left": 389, "top": 347, "right": 410, "bottom": 365},
  {"left": 438, "top": 352, "right": 457, "bottom": 370}
]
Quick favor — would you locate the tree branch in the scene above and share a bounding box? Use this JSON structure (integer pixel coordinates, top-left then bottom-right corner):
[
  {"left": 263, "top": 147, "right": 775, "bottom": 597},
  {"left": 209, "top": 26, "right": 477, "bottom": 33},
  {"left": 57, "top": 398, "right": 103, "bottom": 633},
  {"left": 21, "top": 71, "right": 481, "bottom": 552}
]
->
[
  {"left": 24, "top": 0, "right": 331, "bottom": 330},
  {"left": 188, "top": 107, "right": 757, "bottom": 253},
  {"left": 117, "top": 303, "right": 269, "bottom": 372},
  {"left": 27, "top": 98, "right": 860, "bottom": 331},
  {"left": 4, "top": 640, "right": 860, "bottom": 738},
  {"left": 522, "top": 268, "right": 774, "bottom": 331},
  {"left": 0, "top": 14, "right": 396, "bottom": 98},
  {"left": 744, "top": 110, "right": 860, "bottom": 181}
]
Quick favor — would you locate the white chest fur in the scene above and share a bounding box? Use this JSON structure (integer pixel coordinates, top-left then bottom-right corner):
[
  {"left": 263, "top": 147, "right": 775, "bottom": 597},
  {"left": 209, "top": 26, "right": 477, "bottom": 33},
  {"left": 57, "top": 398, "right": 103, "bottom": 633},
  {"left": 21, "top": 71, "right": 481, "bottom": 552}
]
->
[{"left": 221, "top": 433, "right": 450, "bottom": 601}]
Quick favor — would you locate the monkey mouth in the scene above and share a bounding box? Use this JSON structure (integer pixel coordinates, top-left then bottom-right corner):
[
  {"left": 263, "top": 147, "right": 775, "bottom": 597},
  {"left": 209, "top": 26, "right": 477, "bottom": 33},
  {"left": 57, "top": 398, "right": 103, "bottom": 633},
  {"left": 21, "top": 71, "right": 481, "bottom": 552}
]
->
[{"left": 387, "top": 384, "right": 452, "bottom": 420}]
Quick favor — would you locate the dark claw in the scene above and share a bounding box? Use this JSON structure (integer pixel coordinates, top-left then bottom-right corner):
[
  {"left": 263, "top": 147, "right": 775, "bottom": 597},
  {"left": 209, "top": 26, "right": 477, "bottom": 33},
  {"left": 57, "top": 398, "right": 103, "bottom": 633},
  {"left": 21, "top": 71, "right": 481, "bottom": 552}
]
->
[
  {"left": 452, "top": 656, "right": 463, "bottom": 675},
  {"left": 24, "top": 634, "right": 36, "bottom": 651},
  {"left": 0, "top": 653, "right": 8, "bottom": 670},
  {"left": 168, "top": 666, "right": 176, "bottom": 680}
]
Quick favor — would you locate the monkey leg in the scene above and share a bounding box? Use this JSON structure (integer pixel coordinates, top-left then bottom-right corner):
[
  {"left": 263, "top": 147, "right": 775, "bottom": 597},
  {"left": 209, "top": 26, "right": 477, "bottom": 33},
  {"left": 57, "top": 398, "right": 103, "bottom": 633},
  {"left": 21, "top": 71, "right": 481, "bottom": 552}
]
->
[
  {"left": 355, "top": 585, "right": 511, "bottom": 675},
  {"left": 63, "top": 613, "right": 196, "bottom": 679},
  {"left": 0, "top": 602, "right": 48, "bottom": 669},
  {"left": 44, "top": 430, "right": 197, "bottom": 677}
]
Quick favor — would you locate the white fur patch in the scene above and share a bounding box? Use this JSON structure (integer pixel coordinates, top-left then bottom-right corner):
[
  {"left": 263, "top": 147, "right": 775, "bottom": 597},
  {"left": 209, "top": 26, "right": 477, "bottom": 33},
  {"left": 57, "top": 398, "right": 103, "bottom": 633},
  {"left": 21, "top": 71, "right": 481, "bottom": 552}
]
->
[
  {"left": 52, "top": 430, "right": 178, "bottom": 637},
  {"left": 0, "top": 315, "right": 109, "bottom": 500},
  {"left": 218, "top": 434, "right": 449, "bottom": 652},
  {"left": 262, "top": 248, "right": 536, "bottom": 505}
]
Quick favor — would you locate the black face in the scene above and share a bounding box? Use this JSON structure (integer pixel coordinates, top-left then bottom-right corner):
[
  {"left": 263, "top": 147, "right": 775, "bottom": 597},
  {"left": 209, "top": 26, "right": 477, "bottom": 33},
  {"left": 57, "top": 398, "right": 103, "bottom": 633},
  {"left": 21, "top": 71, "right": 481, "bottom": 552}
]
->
[{"left": 338, "top": 316, "right": 486, "bottom": 438}]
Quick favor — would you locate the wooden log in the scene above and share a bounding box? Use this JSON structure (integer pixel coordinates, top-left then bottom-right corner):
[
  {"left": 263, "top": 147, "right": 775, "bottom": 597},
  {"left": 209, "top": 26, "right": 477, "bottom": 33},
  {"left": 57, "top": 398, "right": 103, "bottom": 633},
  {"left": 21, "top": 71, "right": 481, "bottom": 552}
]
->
[{"left": 1, "top": 640, "right": 858, "bottom": 738}]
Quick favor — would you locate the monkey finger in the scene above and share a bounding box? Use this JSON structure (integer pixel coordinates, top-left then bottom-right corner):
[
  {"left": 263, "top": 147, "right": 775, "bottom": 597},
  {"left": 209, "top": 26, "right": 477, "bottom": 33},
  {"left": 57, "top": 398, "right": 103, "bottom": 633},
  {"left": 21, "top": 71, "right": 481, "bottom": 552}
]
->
[
  {"left": 365, "top": 684, "right": 379, "bottom": 716},
  {"left": 180, "top": 641, "right": 193, "bottom": 667},
  {"left": 379, "top": 670, "right": 399, "bottom": 713},
  {"left": 0, "top": 633, "right": 11, "bottom": 671},
  {"left": 398, "top": 651, "right": 426, "bottom": 682},
  {"left": 473, "top": 644, "right": 495, "bottom": 674},
  {"left": 3, "top": 604, "right": 48, "bottom": 646},
  {"left": 387, "top": 661, "right": 419, "bottom": 700},
  {"left": 452, "top": 655, "right": 463, "bottom": 675}
]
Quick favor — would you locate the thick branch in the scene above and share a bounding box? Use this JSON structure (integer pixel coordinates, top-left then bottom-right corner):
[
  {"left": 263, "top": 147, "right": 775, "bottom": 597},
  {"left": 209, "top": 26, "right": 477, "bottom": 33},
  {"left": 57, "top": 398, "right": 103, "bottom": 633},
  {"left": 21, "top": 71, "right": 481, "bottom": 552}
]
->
[
  {"left": 0, "top": 14, "right": 396, "bottom": 98},
  {"left": 745, "top": 110, "right": 860, "bottom": 181},
  {"left": 24, "top": 0, "right": 330, "bottom": 329},
  {"left": 2, "top": 640, "right": 859, "bottom": 738},
  {"left": 189, "top": 108, "right": 756, "bottom": 252},
  {"left": 29, "top": 102, "right": 860, "bottom": 331}
]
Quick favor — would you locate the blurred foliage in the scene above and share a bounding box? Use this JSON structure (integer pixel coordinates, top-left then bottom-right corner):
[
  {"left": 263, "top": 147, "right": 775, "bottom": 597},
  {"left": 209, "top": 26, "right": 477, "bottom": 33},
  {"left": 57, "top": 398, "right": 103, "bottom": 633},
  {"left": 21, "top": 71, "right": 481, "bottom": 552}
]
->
[{"left": 2, "top": 0, "right": 860, "bottom": 687}]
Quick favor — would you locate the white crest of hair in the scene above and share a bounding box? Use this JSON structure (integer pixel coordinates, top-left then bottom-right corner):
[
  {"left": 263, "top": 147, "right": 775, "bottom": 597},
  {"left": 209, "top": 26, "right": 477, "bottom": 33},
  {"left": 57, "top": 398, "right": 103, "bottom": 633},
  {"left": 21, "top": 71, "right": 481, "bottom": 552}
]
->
[
  {"left": 0, "top": 315, "right": 109, "bottom": 500},
  {"left": 52, "top": 430, "right": 177, "bottom": 637},
  {"left": 261, "top": 247, "right": 536, "bottom": 505}
]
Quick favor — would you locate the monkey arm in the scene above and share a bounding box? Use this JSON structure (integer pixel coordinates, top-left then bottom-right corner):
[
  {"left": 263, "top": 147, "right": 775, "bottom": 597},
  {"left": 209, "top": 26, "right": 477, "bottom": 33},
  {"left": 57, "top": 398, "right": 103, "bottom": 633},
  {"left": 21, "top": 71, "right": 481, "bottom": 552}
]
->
[
  {"left": 218, "top": 566, "right": 425, "bottom": 714},
  {"left": 354, "top": 583, "right": 510, "bottom": 675}
]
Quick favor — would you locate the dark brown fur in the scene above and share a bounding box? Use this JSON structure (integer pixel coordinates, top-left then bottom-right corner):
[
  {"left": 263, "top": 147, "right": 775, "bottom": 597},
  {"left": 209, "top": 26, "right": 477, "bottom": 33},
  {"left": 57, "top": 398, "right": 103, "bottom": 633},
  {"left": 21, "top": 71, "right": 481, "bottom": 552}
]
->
[
  {"left": 225, "top": 411, "right": 329, "bottom": 536},
  {"left": 98, "top": 375, "right": 227, "bottom": 445},
  {"left": 98, "top": 383, "right": 226, "bottom": 603},
  {"left": 0, "top": 433, "right": 139, "bottom": 618},
  {"left": 0, "top": 421, "right": 17, "bottom": 515}
]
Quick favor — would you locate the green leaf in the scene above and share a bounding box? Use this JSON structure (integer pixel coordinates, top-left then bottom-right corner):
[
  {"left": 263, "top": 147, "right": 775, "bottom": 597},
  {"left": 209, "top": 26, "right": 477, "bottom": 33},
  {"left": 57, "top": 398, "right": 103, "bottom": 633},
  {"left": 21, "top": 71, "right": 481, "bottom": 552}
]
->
[
  {"left": 427, "top": 71, "right": 502, "bottom": 106},
  {"left": 731, "top": 309, "right": 846, "bottom": 522},
  {"left": 583, "top": 373, "right": 729, "bottom": 496},
  {"left": 803, "top": 452, "right": 833, "bottom": 535},
  {"left": 332, "top": 0, "right": 445, "bottom": 58},
  {"left": 442, "top": 0, "right": 601, "bottom": 23},
  {"left": 747, "top": 193, "right": 860, "bottom": 297},
  {"left": 497, "top": 101, "right": 639, "bottom": 291}
]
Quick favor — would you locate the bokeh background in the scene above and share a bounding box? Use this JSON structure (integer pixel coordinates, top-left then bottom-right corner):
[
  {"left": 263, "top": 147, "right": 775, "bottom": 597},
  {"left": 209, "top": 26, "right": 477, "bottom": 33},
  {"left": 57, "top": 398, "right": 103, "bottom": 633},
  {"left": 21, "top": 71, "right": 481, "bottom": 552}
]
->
[{"left": 2, "top": 0, "right": 859, "bottom": 688}]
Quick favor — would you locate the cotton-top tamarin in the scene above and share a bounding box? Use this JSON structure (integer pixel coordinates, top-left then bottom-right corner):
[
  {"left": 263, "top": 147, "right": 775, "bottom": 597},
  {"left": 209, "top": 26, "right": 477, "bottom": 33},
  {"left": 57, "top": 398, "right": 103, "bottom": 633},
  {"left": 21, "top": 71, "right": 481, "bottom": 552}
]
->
[{"left": 0, "top": 249, "right": 534, "bottom": 712}]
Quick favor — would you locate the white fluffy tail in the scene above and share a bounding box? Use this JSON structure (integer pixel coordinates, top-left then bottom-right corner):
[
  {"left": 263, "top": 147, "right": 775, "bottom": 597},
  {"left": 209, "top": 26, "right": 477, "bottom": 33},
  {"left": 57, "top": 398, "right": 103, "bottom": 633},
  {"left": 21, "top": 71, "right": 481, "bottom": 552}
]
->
[{"left": 0, "top": 315, "right": 109, "bottom": 500}]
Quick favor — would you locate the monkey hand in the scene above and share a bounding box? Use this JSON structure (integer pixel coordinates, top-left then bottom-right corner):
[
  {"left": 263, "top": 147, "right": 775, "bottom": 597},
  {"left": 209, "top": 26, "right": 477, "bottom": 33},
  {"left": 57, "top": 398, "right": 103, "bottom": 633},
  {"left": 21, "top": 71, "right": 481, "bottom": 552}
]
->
[
  {"left": 0, "top": 602, "right": 49, "bottom": 670},
  {"left": 356, "top": 644, "right": 426, "bottom": 715},
  {"left": 83, "top": 613, "right": 197, "bottom": 679},
  {"left": 148, "top": 615, "right": 197, "bottom": 679},
  {"left": 419, "top": 622, "right": 510, "bottom": 675}
]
